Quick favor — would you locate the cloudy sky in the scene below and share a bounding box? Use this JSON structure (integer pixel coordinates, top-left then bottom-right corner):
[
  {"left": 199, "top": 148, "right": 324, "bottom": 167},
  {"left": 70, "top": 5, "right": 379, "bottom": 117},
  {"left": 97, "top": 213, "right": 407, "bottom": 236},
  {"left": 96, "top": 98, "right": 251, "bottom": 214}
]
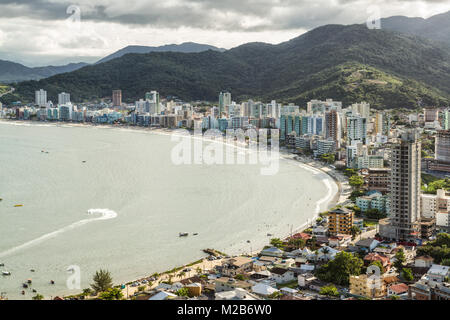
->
[{"left": 0, "top": 0, "right": 449, "bottom": 66}]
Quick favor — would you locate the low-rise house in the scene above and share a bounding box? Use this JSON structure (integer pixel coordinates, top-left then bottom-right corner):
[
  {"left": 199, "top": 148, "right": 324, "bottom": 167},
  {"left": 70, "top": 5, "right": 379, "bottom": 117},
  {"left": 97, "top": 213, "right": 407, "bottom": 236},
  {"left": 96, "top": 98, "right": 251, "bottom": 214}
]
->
[
  {"left": 308, "top": 246, "right": 339, "bottom": 261},
  {"left": 328, "top": 234, "right": 352, "bottom": 247},
  {"left": 258, "top": 256, "right": 280, "bottom": 265},
  {"left": 215, "top": 277, "right": 252, "bottom": 292},
  {"left": 148, "top": 291, "right": 178, "bottom": 300},
  {"left": 251, "top": 283, "right": 279, "bottom": 297},
  {"left": 220, "top": 257, "right": 253, "bottom": 277},
  {"left": 414, "top": 255, "right": 434, "bottom": 268},
  {"left": 387, "top": 283, "right": 409, "bottom": 296},
  {"left": 269, "top": 267, "right": 296, "bottom": 284},
  {"left": 215, "top": 288, "right": 260, "bottom": 300},
  {"left": 426, "top": 264, "right": 450, "bottom": 283},
  {"left": 280, "top": 287, "right": 299, "bottom": 296},
  {"left": 355, "top": 238, "right": 380, "bottom": 252},
  {"left": 297, "top": 273, "right": 316, "bottom": 288},
  {"left": 185, "top": 283, "right": 202, "bottom": 297},
  {"left": 363, "top": 253, "right": 391, "bottom": 271},
  {"left": 249, "top": 270, "right": 271, "bottom": 281},
  {"left": 260, "top": 247, "right": 284, "bottom": 257},
  {"left": 409, "top": 279, "right": 450, "bottom": 300}
]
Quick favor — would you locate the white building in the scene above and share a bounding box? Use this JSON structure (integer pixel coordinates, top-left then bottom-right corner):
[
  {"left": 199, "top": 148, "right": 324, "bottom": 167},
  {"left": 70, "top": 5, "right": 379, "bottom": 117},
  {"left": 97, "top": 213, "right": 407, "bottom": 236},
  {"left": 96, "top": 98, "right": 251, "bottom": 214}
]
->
[
  {"left": 35, "top": 89, "right": 47, "bottom": 107},
  {"left": 421, "top": 189, "right": 450, "bottom": 232},
  {"left": 58, "top": 92, "right": 70, "bottom": 105}
]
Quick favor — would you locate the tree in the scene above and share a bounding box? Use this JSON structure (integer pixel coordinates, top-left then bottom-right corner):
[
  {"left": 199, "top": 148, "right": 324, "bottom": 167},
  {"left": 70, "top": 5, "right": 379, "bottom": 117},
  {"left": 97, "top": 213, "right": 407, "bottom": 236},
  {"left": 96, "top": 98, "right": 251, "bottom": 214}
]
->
[
  {"left": 321, "top": 153, "right": 335, "bottom": 164},
  {"left": 82, "top": 288, "right": 92, "bottom": 297},
  {"left": 91, "top": 269, "right": 113, "bottom": 293},
  {"left": 99, "top": 287, "right": 123, "bottom": 300},
  {"left": 319, "top": 285, "right": 339, "bottom": 297},
  {"left": 268, "top": 291, "right": 282, "bottom": 299},
  {"left": 351, "top": 226, "right": 361, "bottom": 239},
  {"left": 401, "top": 268, "right": 414, "bottom": 281},
  {"left": 365, "top": 208, "right": 386, "bottom": 220},
  {"left": 288, "top": 238, "right": 306, "bottom": 249},
  {"left": 394, "top": 249, "right": 406, "bottom": 270},
  {"left": 349, "top": 175, "right": 364, "bottom": 189},
  {"left": 316, "top": 251, "right": 364, "bottom": 286},
  {"left": 32, "top": 294, "right": 44, "bottom": 300},
  {"left": 176, "top": 288, "right": 190, "bottom": 297},
  {"left": 234, "top": 274, "right": 245, "bottom": 281},
  {"left": 442, "top": 258, "right": 450, "bottom": 266},
  {"left": 270, "top": 238, "right": 284, "bottom": 248}
]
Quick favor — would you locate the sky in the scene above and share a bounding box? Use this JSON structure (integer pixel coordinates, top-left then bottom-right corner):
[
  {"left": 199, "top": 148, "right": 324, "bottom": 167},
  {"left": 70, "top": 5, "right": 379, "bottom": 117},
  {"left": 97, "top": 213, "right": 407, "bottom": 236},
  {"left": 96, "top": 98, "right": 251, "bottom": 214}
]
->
[{"left": 0, "top": 0, "right": 449, "bottom": 66}]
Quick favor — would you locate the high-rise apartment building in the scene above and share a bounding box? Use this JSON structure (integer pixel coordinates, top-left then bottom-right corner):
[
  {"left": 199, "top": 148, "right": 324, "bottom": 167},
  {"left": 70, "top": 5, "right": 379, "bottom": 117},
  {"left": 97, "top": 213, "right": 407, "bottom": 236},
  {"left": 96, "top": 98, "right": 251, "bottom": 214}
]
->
[
  {"left": 381, "top": 130, "right": 422, "bottom": 241},
  {"left": 58, "top": 92, "right": 70, "bottom": 105},
  {"left": 219, "top": 92, "right": 231, "bottom": 115},
  {"left": 324, "top": 110, "right": 341, "bottom": 149},
  {"left": 35, "top": 89, "right": 47, "bottom": 107},
  {"left": 112, "top": 90, "right": 122, "bottom": 107},
  {"left": 347, "top": 115, "right": 367, "bottom": 145},
  {"left": 351, "top": 102, "right": 370, "bottom": 119},
  {"left": 328, "top": 207, "right": 354, "bottom": 235}
]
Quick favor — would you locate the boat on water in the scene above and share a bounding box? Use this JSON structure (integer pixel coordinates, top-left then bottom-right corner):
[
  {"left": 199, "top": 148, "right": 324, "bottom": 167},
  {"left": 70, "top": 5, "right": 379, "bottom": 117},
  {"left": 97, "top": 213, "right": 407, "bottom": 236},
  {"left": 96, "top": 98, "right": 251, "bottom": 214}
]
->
[
  {"left": 193, "top": 233, "right": 198, "bottom": 236},
  {"left": 22, "top": 283, "right": 28, "bottom": 289},
  {"left": 179, "top": 232, "right": 189, "bottom": 237},
  {"left": 14, "top": 204, "right": 23, "bottom": 207},
  {"left": 27, "top": 279, "right": 32, "bottom": 284},
  {"left": 0, "top": 263, "right": 4, "bottom": 267},
  {"left": 2, "top": 271, "right": 11, "bottom": 276}
]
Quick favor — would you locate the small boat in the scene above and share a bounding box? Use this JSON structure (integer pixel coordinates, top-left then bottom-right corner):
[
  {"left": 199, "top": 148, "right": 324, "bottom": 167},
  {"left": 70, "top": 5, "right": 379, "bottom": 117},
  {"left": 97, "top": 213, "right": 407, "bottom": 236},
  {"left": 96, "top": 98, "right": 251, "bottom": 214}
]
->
[
  {"left": 50, "top": 280, "right": 55, "bottom": 285},
  {"left": 27, "top": 279, "right": 32, "bottom": 284},
  {"left": 30, "top": 269, "right": 35, "bottom": 272},
  {"left": 247, "top": 240, "right": 251, "bottom": 243},
  {"left": 32, "top": 289, "right": 37, "bottom": 293},
  {"left": 14, "top": 204, "right": 23, "bottom": 207},
  {"left": 193, "top": 233, "right": 198, "bottom": 236},
  {"left": 0, "top": 263, "right": 4, "bottom": 267},
  {"left": 267, "top": 233, "right": 273, "bottom": 237},
  {"left": 82, "top": 161, "right": 86, "bottom": 163},
  {"left": 2, "top": 271, "right": 11, "bottom": 276},
  {"left": 23, "top": 283, "right": 28, "bottom": 289},
  {"left": 21, "top": 291, "right": 25, "bottom": 295},
  {"left": 179, "top": 232, "right": 188, "bottom": 237}
]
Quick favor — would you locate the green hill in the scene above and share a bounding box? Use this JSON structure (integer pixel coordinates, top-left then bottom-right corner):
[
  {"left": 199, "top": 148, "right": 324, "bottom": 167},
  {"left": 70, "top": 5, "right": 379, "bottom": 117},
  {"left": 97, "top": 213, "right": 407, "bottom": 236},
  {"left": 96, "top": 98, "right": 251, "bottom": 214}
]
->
[{"left": 5, "top": 24, "right": 450, "bottom": 108}]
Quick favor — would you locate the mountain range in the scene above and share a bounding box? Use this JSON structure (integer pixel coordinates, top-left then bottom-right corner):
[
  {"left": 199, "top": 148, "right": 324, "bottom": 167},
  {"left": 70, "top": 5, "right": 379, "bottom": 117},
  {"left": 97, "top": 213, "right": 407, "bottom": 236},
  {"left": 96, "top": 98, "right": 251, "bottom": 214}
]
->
[
  {"left": 96, "top": 42, "right": 226, "bottom": 64},
  {"left": 0, "top": 43, "right": 225, "bottom": 83},
  {"left": 381, "top": 11, "right": 450, "bottom": 46},
  {"left": 2, "top": 11, "right": 450, "bottom": 109},
  {"left": 0, "top": 60, "right": 89, "bottom": 83}
]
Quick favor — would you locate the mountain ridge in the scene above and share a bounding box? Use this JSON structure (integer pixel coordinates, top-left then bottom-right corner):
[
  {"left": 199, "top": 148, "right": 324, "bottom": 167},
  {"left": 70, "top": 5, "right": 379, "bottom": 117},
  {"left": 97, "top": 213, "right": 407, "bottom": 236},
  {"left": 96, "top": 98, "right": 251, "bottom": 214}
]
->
[{"left": 4, "top": 24, "right": 450, "bottom": 109}]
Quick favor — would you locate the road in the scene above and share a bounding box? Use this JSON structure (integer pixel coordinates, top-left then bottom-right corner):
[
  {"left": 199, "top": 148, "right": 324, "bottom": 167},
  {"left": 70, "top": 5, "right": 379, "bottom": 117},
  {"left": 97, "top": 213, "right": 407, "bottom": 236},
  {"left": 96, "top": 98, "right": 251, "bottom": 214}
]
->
[{"left": 0, "top": 87, "right": 14, "bottom": 98}]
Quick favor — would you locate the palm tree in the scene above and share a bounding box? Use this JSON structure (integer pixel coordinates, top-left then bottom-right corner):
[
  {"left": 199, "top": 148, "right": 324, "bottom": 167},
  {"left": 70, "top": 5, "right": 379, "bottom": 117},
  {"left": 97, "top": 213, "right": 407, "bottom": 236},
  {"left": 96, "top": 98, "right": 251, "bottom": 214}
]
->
[{"left": 91, "top": 269, "right": 113, "bottom": 293}]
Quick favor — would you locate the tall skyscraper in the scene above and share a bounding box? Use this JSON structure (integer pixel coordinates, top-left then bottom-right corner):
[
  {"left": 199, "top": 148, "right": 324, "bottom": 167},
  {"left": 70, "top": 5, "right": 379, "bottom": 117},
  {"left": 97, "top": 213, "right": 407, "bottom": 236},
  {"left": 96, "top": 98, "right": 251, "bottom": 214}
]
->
[
  {"left": 35, "top": 89, "right": 47, "bottom": 107},
  {"left": 374, "top": 112, "right": 383, "bottom": 135},
  {"left": 351, "top": 102, "right": 370, "bottom": 119},
  {"left": 435, "top": 130, "right": 450, "bottom": 164},
  {"left": 58, "top": 92, "right": 70, "bottom": 105},
  {"left": 384, "top": 130, "right": 422, "bottom": 241},
  {"left": 112, "top": 90, "right": 122, "bottom": 107},
  {"left": 145, "top": 91, "right": 160, "bottom": 114},
  {"left": 325, "top": 110, "right": 341, "bottom": 149},
  {"left": 219, "top": 92, "right": 231, "bottom": 115},
  {"left": 346, "top": 115, "right": 367, "bottom": 145}
]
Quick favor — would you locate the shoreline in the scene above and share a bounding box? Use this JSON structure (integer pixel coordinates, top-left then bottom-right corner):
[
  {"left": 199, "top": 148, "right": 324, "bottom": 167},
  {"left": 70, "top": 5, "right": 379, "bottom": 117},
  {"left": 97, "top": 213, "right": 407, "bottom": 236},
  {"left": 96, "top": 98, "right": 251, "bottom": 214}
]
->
[{"left": 0, "top": 118, "right": 345, "bottom": 299}]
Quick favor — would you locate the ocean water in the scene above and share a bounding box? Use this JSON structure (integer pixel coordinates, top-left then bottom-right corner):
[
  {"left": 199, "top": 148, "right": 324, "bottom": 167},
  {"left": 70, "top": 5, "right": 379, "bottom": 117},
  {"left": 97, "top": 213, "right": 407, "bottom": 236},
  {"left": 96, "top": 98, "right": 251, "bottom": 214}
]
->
[{"left": 0, "top": 121, "right": 338, "bottom": 300}]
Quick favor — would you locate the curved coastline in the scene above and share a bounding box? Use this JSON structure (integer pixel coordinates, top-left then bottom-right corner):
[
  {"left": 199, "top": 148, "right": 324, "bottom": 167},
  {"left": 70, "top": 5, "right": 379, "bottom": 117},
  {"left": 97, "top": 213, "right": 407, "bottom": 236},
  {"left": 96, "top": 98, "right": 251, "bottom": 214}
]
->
[{"left": 0, "top": 119, "right": 343, "bottom": 299}]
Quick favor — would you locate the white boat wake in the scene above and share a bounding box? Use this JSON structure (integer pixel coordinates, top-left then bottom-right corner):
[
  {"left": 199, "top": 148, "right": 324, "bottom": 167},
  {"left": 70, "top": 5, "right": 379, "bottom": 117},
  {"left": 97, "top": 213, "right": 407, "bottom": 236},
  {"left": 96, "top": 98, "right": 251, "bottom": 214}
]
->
[{"left": 0, "top": 209, "right": 117, "bottom": 259}]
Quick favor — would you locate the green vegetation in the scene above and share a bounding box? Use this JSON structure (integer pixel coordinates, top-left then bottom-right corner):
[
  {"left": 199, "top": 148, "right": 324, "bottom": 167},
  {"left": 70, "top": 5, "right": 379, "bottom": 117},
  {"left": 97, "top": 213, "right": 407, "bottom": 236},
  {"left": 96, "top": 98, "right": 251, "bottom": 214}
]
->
[
  {"left": 365, "top": 208, "right": 387, "bottom": 220},
  {"left": 270, "top": 238, "right": 284, "bottom": 249},
  {"left": 416, "top": 233, "right": 450, "bottom": 264},
  {"left": 316, "top": 251, "right": 364, "bottom": 286},
  {"left": 91, "top": 269, "right": 113, "bottom": 293},
  {"left": 319, "top": 285, "right": 340, "bottom": 297},
  {"left": 99, "top": 287, "right": 124, "bottom": 300},
  {"left": 401, "top": 268, "right": 414, "bottom": 282},
  {"left": 349, "top": 175, "right": 364, "bottom": 189},
  {"left": 234, "top": 274, "right": 246, "bottom": 281},
  {"left": 5, "top": 24, "right": 450, "bottom": 108},
  {"left": 369, "top": 260, "right": 385, "bottom": 274},
  {"left": 394, "top": 249, "right": 406, "bottom": 270},
  {"left": 176, "top": 288, "right": 190, "bottom": 297},
  {"left": 320, "top": 153, "right": 335, "bottom": 164},
  {"left": 422, "top": 178, "right": 450, "bottom": 194},
  {"left": 32, "top": 294, "right": 44, "bottom": 300}
]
